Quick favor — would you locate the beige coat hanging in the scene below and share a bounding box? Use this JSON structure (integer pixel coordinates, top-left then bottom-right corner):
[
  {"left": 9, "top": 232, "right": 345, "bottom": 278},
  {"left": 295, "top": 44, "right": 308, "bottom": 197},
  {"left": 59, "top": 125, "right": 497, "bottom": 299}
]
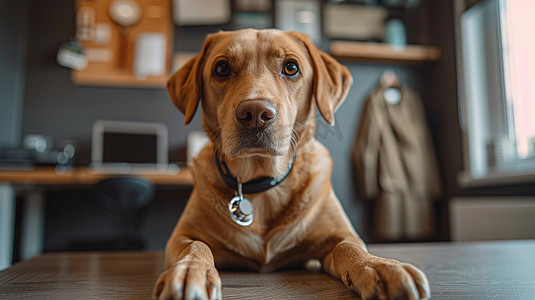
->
[{"left": 352, "top": 83, "right": 441, "bottom": 240}]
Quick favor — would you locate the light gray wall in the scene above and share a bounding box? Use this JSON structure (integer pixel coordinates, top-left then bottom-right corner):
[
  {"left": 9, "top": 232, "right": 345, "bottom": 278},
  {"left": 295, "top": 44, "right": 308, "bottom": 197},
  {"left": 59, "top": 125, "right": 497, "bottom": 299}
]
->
[{"left": 0, "top": 1, "right": 27, "bottom": 150}]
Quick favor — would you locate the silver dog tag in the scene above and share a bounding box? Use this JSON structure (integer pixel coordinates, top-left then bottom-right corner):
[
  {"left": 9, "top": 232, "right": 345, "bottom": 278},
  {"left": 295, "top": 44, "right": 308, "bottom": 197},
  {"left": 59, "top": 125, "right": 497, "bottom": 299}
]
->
[{"left": 228, "top": 181, "right": 254, "bottom": 226}]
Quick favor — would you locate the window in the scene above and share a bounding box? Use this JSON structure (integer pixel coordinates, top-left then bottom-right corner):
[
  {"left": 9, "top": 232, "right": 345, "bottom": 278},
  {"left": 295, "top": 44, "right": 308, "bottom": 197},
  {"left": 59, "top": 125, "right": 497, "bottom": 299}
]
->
[
  {"left": 500, "top": 0, "right": 535, "bottom": 160},
  {"left": 457, "top": 0, "right": 535, "bottom": 186}
]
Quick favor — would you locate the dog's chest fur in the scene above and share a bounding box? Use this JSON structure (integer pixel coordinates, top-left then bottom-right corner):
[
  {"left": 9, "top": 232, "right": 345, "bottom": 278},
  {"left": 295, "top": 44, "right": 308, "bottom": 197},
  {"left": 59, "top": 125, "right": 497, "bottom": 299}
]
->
[{"left": 210, "top": 188, "right": 318, "bottom": 271}]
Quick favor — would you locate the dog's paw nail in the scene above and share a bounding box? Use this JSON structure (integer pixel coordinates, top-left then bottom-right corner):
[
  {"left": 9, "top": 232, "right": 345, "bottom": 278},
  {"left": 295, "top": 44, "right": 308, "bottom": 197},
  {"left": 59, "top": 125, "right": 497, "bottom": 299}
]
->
[
  {"left": 153, "top": 280, "right": 164, "bottom": 299},
  {"left": 186, "top": 284, "right": 208, "bottom": 300},
  {"left": 418, "top": 284, "right": 431, "bottom": 300},
  {"left": 210, "top": 284, "right": 220, "bottom": 300}
]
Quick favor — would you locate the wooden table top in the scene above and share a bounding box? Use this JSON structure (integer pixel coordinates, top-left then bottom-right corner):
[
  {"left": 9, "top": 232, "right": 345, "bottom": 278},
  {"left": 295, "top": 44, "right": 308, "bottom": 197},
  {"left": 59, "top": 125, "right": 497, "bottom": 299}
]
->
[
  {"left": 0, "top": 166, "right": 193, "bottom": 186},
  {"left": 1, "top": 240, "right": 534, "bottom": 299}
]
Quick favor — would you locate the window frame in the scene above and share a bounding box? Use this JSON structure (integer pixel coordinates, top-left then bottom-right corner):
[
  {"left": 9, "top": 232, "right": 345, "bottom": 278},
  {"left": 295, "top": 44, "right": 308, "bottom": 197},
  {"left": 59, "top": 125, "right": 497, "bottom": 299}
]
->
[{"left": 454, "top": 0, "right": 535, "bottom": 187}]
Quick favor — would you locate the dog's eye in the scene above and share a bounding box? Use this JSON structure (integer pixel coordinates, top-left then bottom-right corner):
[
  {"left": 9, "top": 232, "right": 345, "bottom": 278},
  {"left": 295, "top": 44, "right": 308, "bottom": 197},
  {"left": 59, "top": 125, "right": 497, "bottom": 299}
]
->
[
  {"left": 214, "top": 61, "right": 231, "bottom": 77},
  {"left": 282, "top": 61, "right": 299, "bottom": 77}
]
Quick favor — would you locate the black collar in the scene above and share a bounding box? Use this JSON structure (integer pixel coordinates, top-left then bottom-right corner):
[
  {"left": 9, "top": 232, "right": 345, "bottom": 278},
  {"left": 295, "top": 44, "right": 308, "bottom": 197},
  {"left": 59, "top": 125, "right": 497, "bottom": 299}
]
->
[{"left": 215, "top": 152, "right": 296, "bottom": 194}]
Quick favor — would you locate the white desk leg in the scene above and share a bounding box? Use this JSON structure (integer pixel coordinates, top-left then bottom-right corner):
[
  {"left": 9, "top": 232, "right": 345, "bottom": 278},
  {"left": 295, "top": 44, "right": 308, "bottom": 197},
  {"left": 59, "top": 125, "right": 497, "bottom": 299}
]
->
[
  {"left": 0, "top": 184, "right": 15, "bottom": 271},
  {"left": 20, "top": 189, "right": 45, "bottom": 261}
]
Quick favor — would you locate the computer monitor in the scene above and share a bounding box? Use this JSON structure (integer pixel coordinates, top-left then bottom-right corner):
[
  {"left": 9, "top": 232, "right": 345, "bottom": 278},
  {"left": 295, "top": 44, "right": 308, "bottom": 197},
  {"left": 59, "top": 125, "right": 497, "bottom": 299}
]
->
[{"left": 91, "top": 120, "right": 168, "bottom": 171}]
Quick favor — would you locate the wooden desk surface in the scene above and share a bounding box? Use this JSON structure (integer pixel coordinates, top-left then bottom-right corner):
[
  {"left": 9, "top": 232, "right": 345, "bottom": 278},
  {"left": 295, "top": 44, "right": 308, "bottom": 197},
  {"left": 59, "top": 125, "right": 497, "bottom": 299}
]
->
[
  {"left": 0, "top": 166, "right": 193, "bottom": 186},
  {"left": 1, "top": 240, "right": 534, "bottom": 299}
]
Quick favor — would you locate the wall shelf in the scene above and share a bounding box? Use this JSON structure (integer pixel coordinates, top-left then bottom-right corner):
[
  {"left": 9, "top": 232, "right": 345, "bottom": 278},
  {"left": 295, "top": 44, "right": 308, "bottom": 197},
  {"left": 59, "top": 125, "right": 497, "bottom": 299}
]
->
[
  {"left": 329, "top": 41, "right": 441, "bottom": 64},
  {"left": 72, "top": 69, "right": 167, "bottom": 89}
]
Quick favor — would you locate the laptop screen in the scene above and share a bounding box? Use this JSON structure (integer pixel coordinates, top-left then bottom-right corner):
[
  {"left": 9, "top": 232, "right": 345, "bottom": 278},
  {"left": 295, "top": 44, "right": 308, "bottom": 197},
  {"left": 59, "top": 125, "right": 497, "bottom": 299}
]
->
[
  {"left": 102, "top": 132, "right": 157, "bottom": 164},
  {"left": 91, "top": 120, "right": 168, "bottom": 166}
]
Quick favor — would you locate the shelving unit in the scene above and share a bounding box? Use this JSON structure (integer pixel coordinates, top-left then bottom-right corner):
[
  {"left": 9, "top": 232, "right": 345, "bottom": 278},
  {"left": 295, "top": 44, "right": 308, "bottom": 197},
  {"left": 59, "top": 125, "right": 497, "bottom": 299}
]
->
[
  {"left": 72, "top": 0, "right": 173, "bottom": 88},
  {"left": 330, "top": 41, "right": 441, "bottom": 64}
]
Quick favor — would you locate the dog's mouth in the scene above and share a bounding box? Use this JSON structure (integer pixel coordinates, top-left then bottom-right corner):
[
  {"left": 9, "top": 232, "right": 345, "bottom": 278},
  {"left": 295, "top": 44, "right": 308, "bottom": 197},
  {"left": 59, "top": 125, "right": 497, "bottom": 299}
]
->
[
  {"left": 232, "top": 147, "right": 280, "bottom": 158},
  {"left": 228, "top": 129, "right": 290, "bottom": 158}
]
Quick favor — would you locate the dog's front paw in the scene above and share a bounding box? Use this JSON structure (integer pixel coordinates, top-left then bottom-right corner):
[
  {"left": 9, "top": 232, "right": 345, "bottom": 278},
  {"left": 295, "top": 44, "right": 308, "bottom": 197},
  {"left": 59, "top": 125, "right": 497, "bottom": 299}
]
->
[
  {"left": 153, "top": 260, "right": 221, "bottom": 300},
  {"left": 334, "top": 243, "right": 430, "bottom": 300}
]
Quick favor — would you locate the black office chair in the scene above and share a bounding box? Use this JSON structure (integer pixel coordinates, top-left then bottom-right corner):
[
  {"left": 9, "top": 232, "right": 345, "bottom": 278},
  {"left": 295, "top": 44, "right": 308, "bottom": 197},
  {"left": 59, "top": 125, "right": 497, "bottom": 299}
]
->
[
  {"left": 95, "top": 177, "right": 154, "bottom": 212},
  {"left": 70, "top": 177, "right": 155, "bottom": 251}
]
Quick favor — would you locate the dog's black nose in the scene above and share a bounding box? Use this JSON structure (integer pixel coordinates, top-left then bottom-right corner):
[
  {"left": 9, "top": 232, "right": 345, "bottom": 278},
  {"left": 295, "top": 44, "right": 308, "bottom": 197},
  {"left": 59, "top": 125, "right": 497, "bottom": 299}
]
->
[{"left": 236, "top": 99, "right": 276, "bottom": 130}]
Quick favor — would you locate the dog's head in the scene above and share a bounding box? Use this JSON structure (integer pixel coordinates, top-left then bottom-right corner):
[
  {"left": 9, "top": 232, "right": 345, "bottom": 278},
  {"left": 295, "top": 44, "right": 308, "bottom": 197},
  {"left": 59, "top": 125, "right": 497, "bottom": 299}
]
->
[{"left": 168, "top": 29, "right": 352, "bottom": 159}]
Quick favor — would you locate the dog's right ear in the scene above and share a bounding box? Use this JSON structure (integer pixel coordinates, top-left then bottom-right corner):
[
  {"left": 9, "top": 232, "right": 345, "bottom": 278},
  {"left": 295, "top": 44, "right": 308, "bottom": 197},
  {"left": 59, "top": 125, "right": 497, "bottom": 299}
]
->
[{"left": 167, "top": 35, "right": 214, "bottom": 125}]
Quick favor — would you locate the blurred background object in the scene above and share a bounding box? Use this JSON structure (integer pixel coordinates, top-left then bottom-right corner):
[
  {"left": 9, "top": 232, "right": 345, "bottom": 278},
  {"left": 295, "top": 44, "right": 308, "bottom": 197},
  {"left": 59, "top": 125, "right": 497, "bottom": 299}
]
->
[
  {"left": 109, "top": 0, "right": 142, "bottom": 69},
  {"left": 233, "top": 0, "right": 272, "bottom": 29},
  {"left": 69, "top": 177, "right": 155, "bottom": 251},
  {"left": 70, "top": 0, "right": 173, "bottom": 88},
  {"left": 56, "top": 39, "right": 87, "bottom": 70},
  {"left": 325, "top": 4, "right": 387, "bottom": 41},
  {"left": 173, "top": 0, "right": 231, "bottom": 26},
  {"left": 384, "top": 18, "right": 406, "bottom": 49},
  {"left": 133, "top": 33, "right": 167, "bottom": 78},
  {"left": 24, "top": 135, "right": 53, "bottom": 153},
  {"left": 0, "top": 134, "right": 77, "bottom": 169},
  {"left": 352, "top": 70, "right": 441, "bottom": 241},
  {"left": 186, "top": 131, "right": 210, "bottom": 167},
  {"left": 275, "top": 0, "right": 321, "bottom": 44}
]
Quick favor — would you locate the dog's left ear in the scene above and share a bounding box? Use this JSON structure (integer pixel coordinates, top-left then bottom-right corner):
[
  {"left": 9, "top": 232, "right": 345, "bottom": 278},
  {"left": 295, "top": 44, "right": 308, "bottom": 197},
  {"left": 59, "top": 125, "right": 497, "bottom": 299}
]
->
[
  {"left": 167, "top": 34, "right": 215, "bottom": 125},
  {"left": 288, "top": 32, "right": 353, "bottom": 125}
]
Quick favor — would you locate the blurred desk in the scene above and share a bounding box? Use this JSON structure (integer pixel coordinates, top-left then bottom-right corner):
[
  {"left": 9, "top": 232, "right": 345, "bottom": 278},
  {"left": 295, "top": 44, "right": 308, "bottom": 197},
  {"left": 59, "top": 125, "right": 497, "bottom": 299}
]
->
[
  {"left": 0, "top": 166, "right": 194, "bottom": 185},
  {"left": 1, "top": 240, "right": 534, "bottom": 299},
  {"left": 0, "top": 167, "right": 193, "bottom": 270}
]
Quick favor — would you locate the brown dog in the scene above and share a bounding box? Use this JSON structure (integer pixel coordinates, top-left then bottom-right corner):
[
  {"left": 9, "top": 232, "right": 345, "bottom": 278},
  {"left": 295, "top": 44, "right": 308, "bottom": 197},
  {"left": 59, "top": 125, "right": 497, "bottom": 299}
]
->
[{"left": 153, "top": 29, "right": 430, "bottom": 300}]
